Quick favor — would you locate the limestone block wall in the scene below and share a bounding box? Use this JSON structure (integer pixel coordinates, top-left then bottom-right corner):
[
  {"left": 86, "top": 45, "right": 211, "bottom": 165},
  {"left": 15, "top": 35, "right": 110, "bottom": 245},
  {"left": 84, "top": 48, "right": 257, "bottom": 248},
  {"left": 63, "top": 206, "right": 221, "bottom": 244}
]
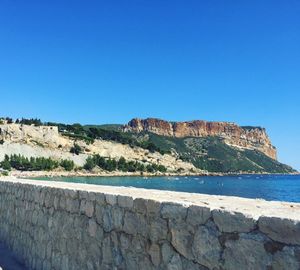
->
[{"left": 0, "top": 178, "right": 299, "bottom": 270}]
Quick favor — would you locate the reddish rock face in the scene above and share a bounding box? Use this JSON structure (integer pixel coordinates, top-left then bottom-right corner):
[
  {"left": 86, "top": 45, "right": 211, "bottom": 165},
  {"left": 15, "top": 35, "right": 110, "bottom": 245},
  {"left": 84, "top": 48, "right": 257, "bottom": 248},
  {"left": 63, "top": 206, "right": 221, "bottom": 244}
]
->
[{"left": 123, "top": 118, "right": 277, "bottom": 160}]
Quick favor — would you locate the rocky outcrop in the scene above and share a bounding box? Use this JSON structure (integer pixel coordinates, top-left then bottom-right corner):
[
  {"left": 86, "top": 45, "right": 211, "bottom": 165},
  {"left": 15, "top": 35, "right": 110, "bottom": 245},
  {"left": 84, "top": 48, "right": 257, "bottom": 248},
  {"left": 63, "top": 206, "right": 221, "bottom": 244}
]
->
[
  {"left": 0, "top": 178, "right": 299, "bottom": 270},
  {"left": 0, "top": 124, "right": 70, "bottom": 149},
  {"left": 123, "top": 118, "right": 277, "bottom": 159}
]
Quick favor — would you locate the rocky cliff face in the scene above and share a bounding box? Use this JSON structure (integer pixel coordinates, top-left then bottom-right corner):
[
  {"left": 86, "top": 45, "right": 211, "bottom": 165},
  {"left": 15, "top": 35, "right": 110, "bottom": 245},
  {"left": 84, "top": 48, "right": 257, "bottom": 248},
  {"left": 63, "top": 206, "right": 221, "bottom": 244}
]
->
[
  {"left": 123, "top": 118, "right": 277, "bottom": 159},
  {"left": 0, "top": 124, "right": 70, "bottom": 148}
]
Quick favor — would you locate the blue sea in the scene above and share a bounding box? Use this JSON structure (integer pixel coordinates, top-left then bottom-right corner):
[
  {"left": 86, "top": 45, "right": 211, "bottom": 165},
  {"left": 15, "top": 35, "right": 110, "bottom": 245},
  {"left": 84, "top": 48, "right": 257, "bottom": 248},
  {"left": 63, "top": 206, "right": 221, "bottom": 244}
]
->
[{"left": 34, "top": 174, "right": 300, "bottom": 203}]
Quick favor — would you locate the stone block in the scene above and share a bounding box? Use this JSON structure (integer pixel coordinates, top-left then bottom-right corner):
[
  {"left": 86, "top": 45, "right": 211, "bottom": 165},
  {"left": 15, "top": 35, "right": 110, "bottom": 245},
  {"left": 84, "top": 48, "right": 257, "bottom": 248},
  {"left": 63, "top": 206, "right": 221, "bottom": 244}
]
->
[
  {"left": 123, "top": 211, "right": 139, "bottom": 235},
  {"left": 212, "top": 209, "right": 256, "bottom": 233},
  {"left": 146, "top": 199, "right": 161, "bottom": 216},
  {"left": 161, "top": 203, "right": 187, "bottom": 220},
  {"left": 105, "top": 194, "right": 117, "bottom": 205},
  {"left": 88, "top": 219, "right": 97, "bottom": 237},
  {"left": 272, "top": 246, "right": 300, "bottom": 270},
  {"left": 170, "top": 224, "right": 194, "bottom": 260},
  {"left": 223, "top": 233, "right": 272, "bottom": 270},
  {"left": 258, "top": 216, "right": 300, "bottom": 245},
  {"left": 149, "top": 217, "right": 168, "bottom": 242},
  {"left": 192, "top": 225, "right": 221, "bottom": 269},
  {"left": 187, "top": 205, "right": 211, "bottom": 226},
  {"left": 133, "top": 198, "right": 147, "bottom": 214},
  {"left": 118, "top": 195, "right": 134, "bottom": 209},
  {"left": 148, "top": 243, "right": 161, "bottom": 267},
  {"left": 80, "top": 199, "right": 94, "bottom": 218}
]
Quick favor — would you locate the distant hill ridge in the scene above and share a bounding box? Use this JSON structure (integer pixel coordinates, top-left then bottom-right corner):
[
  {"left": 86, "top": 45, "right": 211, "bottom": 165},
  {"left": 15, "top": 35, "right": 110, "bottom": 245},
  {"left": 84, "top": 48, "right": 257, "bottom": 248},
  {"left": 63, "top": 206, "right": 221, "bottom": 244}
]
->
[
  {"left": 0, "top": 117, "right": 296, "bottom": 174},
  {"left": 123, "top": 118, "right": 277, "bottom": 160}
]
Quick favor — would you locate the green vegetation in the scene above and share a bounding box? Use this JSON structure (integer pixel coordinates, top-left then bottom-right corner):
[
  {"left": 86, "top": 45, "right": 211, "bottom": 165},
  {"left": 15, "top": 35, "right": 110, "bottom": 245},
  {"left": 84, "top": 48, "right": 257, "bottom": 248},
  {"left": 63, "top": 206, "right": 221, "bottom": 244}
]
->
[
  {"left": 0, "top": 153, "right": 166, "bottom": 174},
  {"left": 86, "top": 127, "right": 169, "bottom": 154},
  {"left": 0, "top": 154, "right": 75, "bottom": 172},
  {"left": 1, "top": 171, "right": 9, "bottom": 176},
  {"left": 0, "top": 117, "right": 13, "bottom": 124},
  {"left": 60, "top": 159, "right": 75, "bottom": 171},
  {"left": 84, "top": 155, "right": 167, "bottom": 173},
  {"left": 87, "top": 127, "right": 135, "bottom": 145},
  {"left": 0, "top": 156, "right": 11, "bottom": 171},
  {"left": 17, "top": 118, "right": 43, "bottom": 126},
  {"left": 70, "top": 143, "right": 83, "bottom": 155},
  {"left": 135, "top": 133, "right": 296, "bottom": 174},
  {"left": 5, "top": 117, "right": 13, "bottom": 124},
  {"left": 241, "top": 126, "right": 264, "bottom": 131},
  {"left": 85, "top": 124, "right": 123, "bottom": 131},
  {"left": 0, "top": 117, "right": 42, "bottom": 126},
  {"left": 63, "top": 132, "right": 94, "bottom": 144}
]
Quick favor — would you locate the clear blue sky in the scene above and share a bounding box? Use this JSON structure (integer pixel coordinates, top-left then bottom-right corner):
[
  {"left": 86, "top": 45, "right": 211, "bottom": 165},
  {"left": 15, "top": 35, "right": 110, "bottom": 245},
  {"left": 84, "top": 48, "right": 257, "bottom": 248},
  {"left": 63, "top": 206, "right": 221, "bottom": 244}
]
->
[{"left": 0, "top": 1, "right": 299, "bottom": 170}]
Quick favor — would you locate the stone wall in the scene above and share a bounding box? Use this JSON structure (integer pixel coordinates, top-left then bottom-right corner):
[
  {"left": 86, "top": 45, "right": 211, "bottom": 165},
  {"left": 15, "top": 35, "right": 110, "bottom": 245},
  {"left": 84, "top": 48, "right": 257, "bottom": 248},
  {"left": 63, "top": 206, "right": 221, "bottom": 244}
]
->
[{"left": 0, "top": 178, "right": 299, "bottom": 270}]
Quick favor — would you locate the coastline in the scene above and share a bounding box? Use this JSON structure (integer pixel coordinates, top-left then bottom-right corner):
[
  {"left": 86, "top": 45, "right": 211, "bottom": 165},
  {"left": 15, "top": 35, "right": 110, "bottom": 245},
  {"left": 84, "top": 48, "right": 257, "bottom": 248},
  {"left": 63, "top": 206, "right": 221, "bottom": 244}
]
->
[
  {"left": 5, "top": 169, "right": 299, "bottom": 179},
  {"left": 9, "top": 170, "right": 209, "bottom": 178}
]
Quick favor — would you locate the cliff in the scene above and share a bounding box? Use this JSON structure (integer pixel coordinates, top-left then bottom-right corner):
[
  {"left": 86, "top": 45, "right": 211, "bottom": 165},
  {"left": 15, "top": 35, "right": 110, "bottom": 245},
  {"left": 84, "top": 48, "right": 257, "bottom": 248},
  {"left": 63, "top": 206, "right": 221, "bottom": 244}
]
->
[
  {"left": 0, "top": 120, "right": 294, "bottom": 174},
  {"left": 123, "top": 118, "right": 277, "bottom": 160}
]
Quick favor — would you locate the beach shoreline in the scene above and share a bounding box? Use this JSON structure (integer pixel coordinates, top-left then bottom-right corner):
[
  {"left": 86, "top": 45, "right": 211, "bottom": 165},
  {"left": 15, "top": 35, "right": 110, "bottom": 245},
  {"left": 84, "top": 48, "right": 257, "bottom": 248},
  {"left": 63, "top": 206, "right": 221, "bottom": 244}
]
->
[{"left": 4, "top": 169, "right": 299, "bottom": 179}]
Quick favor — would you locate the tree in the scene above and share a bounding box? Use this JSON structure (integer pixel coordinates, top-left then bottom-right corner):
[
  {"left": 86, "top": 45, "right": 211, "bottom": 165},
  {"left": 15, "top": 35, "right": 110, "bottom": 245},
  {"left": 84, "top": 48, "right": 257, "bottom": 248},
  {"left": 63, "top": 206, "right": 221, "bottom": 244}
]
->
[
  {"left": 83, "top": 154, "right": 167, "bottom": 173},
  {"left": 19, "top": 118, "right": 42, "bottom": 126},
  {"left": 5, "top": 117, "right": 13, "bottom": 124},
  {"left": 146, "top": 164, "right": 155, "bottom": 173},
  {"left": 60, "top": 159, "right": 75, "bottom": 171},
  {"left": 84, "top": 156, "right": 96, "bottom": 170},
  {"left": 2, "top": 154, "right": 59, "bottom": 171},
  {"left": 1, "top": 155, "right": 11, "bottom": 171},
  {"left": 117, "top": 157, "right": 127, "bottom": 171},
  {"left": 158, "top": 165, "right": 167, "bottom": 172}
]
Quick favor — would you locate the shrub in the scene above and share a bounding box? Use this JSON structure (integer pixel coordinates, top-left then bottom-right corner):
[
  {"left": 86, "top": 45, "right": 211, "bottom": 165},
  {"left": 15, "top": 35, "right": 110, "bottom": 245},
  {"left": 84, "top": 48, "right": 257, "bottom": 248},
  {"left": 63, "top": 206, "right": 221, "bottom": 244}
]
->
[
  {"left": 1, "top": 171, "right": 9, "bottom": 176},
  {"left": 70, "top": 143, "right": 82, "bottom": 155}
]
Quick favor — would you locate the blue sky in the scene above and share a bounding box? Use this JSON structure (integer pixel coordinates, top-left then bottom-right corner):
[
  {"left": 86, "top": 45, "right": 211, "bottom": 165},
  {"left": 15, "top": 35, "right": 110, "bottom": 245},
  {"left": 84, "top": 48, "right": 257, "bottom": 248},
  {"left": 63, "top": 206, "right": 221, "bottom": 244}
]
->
[{"left": 0, "top": 1, "right": 299, "bottom": 170}]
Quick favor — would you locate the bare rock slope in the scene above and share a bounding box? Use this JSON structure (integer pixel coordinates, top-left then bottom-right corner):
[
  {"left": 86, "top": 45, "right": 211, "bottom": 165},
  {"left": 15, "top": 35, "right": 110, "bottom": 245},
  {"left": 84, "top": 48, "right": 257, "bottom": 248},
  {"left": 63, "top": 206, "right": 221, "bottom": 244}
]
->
[{"left": 0, "top": 123, "right": 197, "bottom": 173}]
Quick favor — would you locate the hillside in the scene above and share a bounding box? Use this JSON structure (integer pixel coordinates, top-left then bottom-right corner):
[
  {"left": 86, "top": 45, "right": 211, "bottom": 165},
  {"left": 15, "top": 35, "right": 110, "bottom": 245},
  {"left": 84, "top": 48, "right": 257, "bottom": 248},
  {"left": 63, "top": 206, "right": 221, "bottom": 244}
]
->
[
  {"left": 124, "top": 118, "right": 277, "bottom": 159},
  {"left": 0, "top": 117, "right": 296, "bottom": 174},
  {"left": 122, "top": 118, "right": 295, "bottom": 173},
  {"left": 137, "top": 133, "right": 295, "bottom": 173},
  {"left": 0, "top": 120, "right": 197, "bottom": 175}
]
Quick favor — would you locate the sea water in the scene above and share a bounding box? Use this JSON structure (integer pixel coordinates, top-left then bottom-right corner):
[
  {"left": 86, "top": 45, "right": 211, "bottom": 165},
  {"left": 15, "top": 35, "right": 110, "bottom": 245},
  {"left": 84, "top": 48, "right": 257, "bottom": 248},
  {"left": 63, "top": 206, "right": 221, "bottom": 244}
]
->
[{"left": 34, "top": 174, "right": 300, "bottom": 202}]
